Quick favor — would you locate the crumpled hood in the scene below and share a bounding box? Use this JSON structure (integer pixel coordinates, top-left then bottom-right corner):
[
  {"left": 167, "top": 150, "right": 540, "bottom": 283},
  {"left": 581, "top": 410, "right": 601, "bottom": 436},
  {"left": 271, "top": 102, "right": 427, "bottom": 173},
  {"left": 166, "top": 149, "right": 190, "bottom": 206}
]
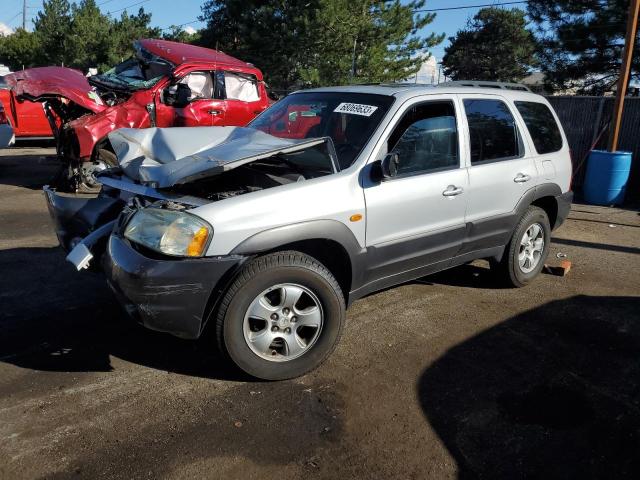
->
[
  {"left": 107, "top": 126, "right": 336, "bottom": 188},
  {"left": 6, "top": 66, "right": 106, "bottom": 113}
]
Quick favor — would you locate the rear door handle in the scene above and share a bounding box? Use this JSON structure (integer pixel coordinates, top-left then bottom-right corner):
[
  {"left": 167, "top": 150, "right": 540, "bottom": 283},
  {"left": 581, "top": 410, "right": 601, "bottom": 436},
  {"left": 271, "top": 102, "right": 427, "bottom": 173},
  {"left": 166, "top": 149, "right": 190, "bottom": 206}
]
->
[
  {"left": 442, "top": 185, "right": 464, "bottom": 197},
  {"left": 208, "top": 110, "right": 222, "bottom": 116},
  {"left": 514, "top": 173, "right": 531, "bottom": 183}
]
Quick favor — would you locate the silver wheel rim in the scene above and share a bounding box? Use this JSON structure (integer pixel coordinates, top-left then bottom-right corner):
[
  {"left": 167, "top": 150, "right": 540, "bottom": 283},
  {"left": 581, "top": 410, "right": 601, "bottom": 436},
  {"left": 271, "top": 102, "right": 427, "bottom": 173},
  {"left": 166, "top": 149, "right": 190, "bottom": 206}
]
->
[
  {"left": 243, "top": 283, "right": 324, "bottom": 362},
  {"left": 518, "top": 222, "right": 545, "bottom": 273}
]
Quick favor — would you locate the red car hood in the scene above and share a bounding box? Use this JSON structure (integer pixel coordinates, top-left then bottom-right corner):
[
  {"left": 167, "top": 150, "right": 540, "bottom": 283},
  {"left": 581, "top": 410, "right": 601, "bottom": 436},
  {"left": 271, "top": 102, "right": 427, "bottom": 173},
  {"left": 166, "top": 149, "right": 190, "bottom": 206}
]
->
[{"left": 6, "top": 66, "right": 106, "bottom": 114}]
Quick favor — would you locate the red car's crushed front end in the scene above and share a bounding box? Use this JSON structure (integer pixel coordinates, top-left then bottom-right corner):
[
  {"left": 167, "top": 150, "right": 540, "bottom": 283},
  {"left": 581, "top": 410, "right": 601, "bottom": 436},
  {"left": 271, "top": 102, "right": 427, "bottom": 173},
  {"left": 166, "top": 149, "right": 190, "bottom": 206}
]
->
[{"left": 6, "top": 39, "right": 271, "bottom": 192}]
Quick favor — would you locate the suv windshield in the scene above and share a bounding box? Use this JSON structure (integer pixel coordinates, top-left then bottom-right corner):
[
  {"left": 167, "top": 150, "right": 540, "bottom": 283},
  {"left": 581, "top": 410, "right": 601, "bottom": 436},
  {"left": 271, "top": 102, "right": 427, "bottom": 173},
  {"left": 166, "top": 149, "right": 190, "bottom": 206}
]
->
[
  {"left": 249, "top": 92, "right": 394, "bottom": 169},
  {"left": 91, "top": 57, "right": 172, "bottom": 91}
]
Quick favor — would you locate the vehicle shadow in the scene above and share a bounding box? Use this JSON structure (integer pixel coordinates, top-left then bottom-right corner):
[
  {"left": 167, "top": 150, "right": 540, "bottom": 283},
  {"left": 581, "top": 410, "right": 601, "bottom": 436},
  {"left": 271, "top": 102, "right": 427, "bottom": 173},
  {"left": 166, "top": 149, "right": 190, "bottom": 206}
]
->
[
  {"left": 0, "top": 151, "right": 62, "bottom": 190},
  {"left": 419, "top": 262, "right": 509, "bottom": 289},
  {"left": 0, "top": 246, "right": 248, "bottom": 381},
  {"left": 417, "top": 295, "right": 640, "bottom": 479}
]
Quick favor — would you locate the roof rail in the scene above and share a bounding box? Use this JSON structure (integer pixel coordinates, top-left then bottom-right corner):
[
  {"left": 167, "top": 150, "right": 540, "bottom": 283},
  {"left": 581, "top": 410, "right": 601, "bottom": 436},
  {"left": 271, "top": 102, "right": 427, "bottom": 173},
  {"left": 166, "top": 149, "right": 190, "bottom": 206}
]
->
[
  {"left": 349, "top": 82, "right": 436, "bottom": 88},
  {"left": 438, "top": 80, "right": 531, "bottom": 92}
]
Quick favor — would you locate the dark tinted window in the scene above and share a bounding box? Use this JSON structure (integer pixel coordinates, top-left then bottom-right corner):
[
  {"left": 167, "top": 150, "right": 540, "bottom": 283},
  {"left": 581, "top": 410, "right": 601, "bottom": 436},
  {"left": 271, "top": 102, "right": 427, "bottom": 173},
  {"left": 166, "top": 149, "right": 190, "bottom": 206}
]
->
[
  {"left": 388, "top": 101, "right": 458, "bottom": 175},
  {"left": 515, "top": 101, "right": 563, "bottom": 154},
  {"left": 463, "top": 99, "right": 522, "bottom": 164}
]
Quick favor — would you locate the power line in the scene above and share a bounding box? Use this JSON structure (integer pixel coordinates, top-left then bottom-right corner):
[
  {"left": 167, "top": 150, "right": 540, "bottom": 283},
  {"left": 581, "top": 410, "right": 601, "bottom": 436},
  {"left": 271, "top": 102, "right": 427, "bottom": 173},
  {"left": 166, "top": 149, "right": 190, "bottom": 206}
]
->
[
  {"left": 415, "top": 1, "right": 528, "bottom": 13},
  {"left": 1, "top": 11, "right": 22, "bottom": 26},
  {"left": 106, "top": 0, "right": 152, "bottom": 15}
]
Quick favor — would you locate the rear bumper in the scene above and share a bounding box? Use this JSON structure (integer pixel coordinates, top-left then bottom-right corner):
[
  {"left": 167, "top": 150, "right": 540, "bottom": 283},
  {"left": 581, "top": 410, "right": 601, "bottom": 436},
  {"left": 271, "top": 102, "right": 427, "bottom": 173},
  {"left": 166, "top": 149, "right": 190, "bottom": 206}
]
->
[
  {"left": 103, "top": 234, "right": 246, "bottom": 339},
  {"left": 554, "top": 191, "right": 573, "bottom": 230}
]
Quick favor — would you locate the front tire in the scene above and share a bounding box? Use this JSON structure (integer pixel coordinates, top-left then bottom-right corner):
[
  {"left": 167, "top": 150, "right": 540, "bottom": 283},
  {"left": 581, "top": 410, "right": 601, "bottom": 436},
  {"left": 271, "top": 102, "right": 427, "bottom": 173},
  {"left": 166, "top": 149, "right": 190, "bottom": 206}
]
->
[
  {"left": 215, "top": 251, "right": 346, "bottom": 380},
  {"left": 494, "top": 206, "right": 551, "bottom": 287},
  {"left": 77, "top": 148, "right": 118, "bottom": 194}
]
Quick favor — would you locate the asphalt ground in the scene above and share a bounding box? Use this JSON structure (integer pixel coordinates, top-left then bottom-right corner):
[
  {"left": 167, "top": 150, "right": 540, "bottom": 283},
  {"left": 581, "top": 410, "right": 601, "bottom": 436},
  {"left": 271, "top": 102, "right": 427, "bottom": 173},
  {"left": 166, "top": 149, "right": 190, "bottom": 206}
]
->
[{"left": 1, "top": 144, "right": 639, "bottom": 479}]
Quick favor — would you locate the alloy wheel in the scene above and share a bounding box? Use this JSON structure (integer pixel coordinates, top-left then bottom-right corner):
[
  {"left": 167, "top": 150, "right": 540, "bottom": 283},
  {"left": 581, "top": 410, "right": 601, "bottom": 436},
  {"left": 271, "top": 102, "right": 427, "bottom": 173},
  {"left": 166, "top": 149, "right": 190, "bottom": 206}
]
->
[{"left": 243, "top": 283, "right": 324, "bottom": 362}]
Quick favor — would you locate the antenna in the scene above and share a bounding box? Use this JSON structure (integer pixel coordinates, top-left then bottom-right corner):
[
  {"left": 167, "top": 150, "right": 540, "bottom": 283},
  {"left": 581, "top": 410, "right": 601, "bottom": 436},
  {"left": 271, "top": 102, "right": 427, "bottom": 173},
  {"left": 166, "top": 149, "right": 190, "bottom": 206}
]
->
[{"left": 22, "top": 0, "right": 26, "bottom": 30}]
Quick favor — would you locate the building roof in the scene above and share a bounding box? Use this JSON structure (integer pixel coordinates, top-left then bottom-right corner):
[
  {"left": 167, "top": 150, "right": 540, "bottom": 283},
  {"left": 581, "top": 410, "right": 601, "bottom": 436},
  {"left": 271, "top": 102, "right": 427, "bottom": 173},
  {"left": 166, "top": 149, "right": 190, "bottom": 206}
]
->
[{"left": 137, "top": 39, "right": 253, "bottom": 70}]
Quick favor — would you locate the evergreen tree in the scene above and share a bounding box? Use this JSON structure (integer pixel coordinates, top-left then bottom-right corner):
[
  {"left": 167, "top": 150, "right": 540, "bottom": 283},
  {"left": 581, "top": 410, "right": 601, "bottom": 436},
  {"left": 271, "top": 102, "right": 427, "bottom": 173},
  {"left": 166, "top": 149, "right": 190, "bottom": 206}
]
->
[
  {"left": 528, "top": 0, "right": 639, "bottom": 94},
  {"left": 302, "top": 0, "right": 443, "bottom": 86},
  {"left": 199, "top": 0, "right": 443, "bottom": 90},
  {"left": 0, "top": 2, "right": 159, "bottom": 73},
  {"left": 108, "top": 9, "right": 161, "bottom": 68},
  {"left": 442, "top": 8, "right": 538, "bottom": 82},
  {"left": 32, "top": 0, "right": 72, "bottom": 66},
  {"left": 199, "top": 0, "right": 321, "bottom": 90},
  {"left": 67, "top": 0, "right": 112, "bottom": 70},
  {"left": 0, "top": 29, "right": 41, "bottom": 70}
]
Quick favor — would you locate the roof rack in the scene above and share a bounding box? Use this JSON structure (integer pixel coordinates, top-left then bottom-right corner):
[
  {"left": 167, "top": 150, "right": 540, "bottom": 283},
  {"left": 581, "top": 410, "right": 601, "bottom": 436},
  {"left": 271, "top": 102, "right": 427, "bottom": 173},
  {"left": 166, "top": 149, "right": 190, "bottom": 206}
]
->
[
  {"left": 349, "top": 82, "right": 436, "bottom": 88},
  {"left": 437, "top": 80, "right": 531, "bottom": 92}
]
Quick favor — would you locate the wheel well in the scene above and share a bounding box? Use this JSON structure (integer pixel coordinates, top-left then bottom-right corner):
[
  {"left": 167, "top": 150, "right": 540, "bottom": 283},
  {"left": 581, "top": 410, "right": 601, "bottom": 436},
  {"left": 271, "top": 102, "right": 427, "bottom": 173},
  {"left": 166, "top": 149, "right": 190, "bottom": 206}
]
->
[
  {"left": 91, "top": 137, "right": 114, "bottom": 161},
  {"left": 532, "top": 195, "right": 558, "bottom": 229},
  {"left": 266, "top": 239, "right": 353, "bottom": 301}
]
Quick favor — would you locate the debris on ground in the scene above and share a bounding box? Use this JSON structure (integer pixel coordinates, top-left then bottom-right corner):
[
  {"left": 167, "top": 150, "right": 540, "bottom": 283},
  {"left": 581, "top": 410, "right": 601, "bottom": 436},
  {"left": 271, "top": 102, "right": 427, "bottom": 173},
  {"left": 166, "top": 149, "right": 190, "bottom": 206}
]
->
[{"left": 544, "top": 260, "right": 572, "bottom": 277}]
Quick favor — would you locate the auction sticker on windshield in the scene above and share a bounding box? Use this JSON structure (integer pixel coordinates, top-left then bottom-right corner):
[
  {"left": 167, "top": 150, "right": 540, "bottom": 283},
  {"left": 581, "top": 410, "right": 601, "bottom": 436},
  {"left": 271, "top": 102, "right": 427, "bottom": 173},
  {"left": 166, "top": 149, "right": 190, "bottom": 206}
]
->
[{"left": 334, "top": 103, "right": 378, "bottom": 117}]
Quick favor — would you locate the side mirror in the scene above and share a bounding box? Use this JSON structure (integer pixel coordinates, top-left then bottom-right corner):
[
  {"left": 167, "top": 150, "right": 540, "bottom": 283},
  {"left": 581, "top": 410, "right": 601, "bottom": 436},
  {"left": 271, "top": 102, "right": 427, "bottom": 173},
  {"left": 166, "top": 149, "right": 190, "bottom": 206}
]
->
[
  {"left": 267, "top": 89, "right": 280, "bottom": 102},
  {"left": 381, "top": 152, "right": 400, "bottom": 179}
]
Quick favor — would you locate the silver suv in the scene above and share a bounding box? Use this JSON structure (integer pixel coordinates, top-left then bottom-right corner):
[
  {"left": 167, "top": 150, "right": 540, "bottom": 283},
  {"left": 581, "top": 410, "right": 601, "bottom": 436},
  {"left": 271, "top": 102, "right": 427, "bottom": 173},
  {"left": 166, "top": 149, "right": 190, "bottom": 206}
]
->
[{"left": 45, "top": 83, "right": 573, "bottom": 380}]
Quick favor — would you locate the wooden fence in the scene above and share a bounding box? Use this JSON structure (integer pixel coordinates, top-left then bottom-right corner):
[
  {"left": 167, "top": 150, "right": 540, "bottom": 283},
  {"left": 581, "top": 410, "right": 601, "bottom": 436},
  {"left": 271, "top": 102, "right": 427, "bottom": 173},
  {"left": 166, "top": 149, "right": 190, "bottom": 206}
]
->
[{"left": 546, "top": 96, "right": 640, "bottom": 198}]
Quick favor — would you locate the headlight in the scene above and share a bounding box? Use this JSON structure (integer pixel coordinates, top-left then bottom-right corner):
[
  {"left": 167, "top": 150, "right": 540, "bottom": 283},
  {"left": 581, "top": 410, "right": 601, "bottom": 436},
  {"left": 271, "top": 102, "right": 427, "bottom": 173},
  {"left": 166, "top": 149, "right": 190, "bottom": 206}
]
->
[{"left": 124, "top": 208, "right": 212, "bottom": 257}]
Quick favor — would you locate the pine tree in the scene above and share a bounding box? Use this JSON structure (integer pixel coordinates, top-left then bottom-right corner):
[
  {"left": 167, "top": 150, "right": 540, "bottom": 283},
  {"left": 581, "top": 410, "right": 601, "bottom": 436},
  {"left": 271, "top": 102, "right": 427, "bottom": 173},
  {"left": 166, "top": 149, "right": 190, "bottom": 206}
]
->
[
  {"left": 442, "top": 8, "right": 538, "bottom": 82},
  {"left": 199, "top": 0, "right": 444, "bottom": 90},
  {"left": 528, "top": 0, "right": 639, "bottom": 94},
  {"left": 33, "top": 0, "right": 72, "bottom": 66}
]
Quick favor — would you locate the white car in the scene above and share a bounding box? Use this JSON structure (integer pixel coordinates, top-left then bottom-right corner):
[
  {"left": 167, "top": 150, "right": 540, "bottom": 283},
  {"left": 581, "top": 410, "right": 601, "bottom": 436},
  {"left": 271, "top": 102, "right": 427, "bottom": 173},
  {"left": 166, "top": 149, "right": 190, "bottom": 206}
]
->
[{"left": 45, "top": 82, "right": 573, "bottom": 380}]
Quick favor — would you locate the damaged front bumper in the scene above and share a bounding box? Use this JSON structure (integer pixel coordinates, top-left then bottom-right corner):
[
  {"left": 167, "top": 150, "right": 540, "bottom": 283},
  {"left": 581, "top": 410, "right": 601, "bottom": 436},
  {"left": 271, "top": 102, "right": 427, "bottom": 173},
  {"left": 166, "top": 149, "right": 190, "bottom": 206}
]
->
[
  {"left": 44, "top": 185, "right": 246, "bottom": 339},
  {"left": 103, "top": 234, "right": 245, "bottom": 339},
  {"left": 44, "top": 185, "right": 125, "bottom": 254}
]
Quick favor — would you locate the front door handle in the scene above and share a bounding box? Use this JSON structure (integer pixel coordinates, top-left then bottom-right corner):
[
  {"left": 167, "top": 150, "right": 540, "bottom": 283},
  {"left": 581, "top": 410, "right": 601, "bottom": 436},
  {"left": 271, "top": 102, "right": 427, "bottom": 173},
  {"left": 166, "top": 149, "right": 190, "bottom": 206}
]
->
[
  {"left": 514, "top": 173, "right": 531, "bottom": 183},
  {"left": 208, "top": 110, "right": 222, "bottom": 116},
  {"left": 442, "top": 185, "right": 464, "bottom": 197}
]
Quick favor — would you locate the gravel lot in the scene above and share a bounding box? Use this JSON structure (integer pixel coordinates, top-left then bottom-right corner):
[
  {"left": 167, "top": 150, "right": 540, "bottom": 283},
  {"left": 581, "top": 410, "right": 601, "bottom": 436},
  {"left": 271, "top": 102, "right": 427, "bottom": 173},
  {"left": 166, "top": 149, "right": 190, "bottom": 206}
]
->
[{"left": 1, "top": 144, "right": 639, "bottom": 479}]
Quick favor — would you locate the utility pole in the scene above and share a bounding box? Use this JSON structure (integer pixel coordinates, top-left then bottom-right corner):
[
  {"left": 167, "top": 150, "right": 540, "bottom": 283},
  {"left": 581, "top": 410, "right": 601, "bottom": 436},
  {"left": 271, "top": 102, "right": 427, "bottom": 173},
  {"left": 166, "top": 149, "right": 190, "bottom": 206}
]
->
[
  {"left": 350, "top": 37, "right": 357, "bottom": 81},
  {"left": 22, "top": 0, "right": 27, "bottom": 30},
  {"left": 608, "top": 0, "right": 639, "bottom": 152}
]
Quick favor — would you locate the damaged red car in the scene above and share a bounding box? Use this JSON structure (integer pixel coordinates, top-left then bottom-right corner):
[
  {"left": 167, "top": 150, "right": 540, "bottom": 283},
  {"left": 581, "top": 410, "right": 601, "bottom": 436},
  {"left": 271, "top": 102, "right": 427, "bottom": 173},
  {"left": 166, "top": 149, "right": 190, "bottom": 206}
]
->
[{"left": 6, "top": 39, "right": 271, "bottom": 191}]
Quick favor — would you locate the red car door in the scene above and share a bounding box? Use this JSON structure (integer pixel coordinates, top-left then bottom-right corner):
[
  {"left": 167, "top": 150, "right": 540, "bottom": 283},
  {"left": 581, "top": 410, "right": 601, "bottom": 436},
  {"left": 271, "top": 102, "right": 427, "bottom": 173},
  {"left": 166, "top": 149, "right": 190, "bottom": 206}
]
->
[
  {"left": 218, "top": 70, "right": 268, "bottom": 126},
  {"left": 155, "top": 71, "right": 225, "bottom": 127}
]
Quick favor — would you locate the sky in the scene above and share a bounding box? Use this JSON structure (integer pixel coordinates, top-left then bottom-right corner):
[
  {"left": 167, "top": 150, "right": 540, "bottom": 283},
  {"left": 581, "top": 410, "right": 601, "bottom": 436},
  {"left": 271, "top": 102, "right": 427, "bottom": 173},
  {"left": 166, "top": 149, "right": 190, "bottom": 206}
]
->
[{"left": 0, "top": 0, "right": 525, "bottom": 62}]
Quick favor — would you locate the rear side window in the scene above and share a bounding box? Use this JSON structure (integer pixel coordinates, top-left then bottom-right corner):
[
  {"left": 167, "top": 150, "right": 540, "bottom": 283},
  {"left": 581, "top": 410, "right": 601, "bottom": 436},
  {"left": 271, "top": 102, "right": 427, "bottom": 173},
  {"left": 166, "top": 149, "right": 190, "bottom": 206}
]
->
[
  {"left": 463, "top": 99, "right": 522, "bottom": 164},
  {"left": 515, "top": 101, "right": 563, "bottom": 154},
  {"left": 223, "top": 71, "right": 260, "bottom": 102}
]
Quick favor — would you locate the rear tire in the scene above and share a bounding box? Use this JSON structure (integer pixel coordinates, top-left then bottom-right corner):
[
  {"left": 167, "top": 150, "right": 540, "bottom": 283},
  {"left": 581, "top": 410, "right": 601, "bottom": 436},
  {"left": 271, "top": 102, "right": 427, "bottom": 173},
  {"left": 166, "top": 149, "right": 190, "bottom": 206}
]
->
[
  {"left": 215, "top": 251, "right": 345, "bottom": 380},
  {"left": 493, "top": 206, "right": 550, "bottom": 287}
]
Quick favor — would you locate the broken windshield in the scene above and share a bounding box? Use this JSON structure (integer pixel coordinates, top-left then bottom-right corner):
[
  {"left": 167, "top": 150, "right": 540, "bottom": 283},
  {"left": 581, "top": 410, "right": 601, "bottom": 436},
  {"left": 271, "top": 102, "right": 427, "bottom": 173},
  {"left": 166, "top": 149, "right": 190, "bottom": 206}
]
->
[
  {"left": 249, "top": 92, "right": 395, "bottom": 169},
  {"left": 91, "top": 57, "right": 172, "bottom": 91}
]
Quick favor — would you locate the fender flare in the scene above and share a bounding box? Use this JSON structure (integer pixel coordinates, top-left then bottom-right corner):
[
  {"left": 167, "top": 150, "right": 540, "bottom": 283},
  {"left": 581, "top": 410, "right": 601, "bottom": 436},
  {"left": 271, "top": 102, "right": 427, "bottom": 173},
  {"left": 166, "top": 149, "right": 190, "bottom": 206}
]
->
[
  {"left": 514, "top": 183, "right": 562, "bottom": 218},
  {"left": 230, "top": 219, "right": 367, "bottom": 290}
]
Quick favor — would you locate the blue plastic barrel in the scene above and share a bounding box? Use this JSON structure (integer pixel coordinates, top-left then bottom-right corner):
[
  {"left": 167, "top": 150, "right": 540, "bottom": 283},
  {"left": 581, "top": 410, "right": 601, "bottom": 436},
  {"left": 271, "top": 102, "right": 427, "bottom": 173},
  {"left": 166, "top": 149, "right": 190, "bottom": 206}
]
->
[{"left": 583, "top": 150, "right": 632, "bottom": 205}]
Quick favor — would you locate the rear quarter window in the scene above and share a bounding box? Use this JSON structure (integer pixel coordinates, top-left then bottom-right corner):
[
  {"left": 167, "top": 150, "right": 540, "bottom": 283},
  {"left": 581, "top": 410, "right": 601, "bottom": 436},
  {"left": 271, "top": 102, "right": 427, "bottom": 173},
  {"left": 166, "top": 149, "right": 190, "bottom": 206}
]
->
[
  {"left": 514, "top": 101, "right": 563, "bottom": 154},
  {"left": 463, "top": 98, "right": 523, "bottom": 164}
]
